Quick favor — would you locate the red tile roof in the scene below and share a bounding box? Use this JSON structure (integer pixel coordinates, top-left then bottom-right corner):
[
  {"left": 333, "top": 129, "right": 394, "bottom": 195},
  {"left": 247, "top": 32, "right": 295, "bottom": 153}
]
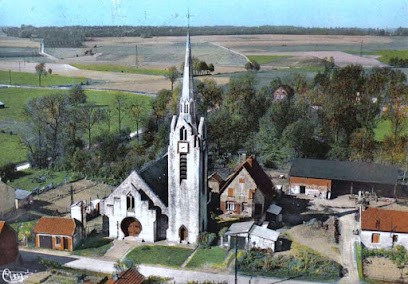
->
[
  {"left": 106, "top": 268, "right": 144, "bottom": 284},
  {"left": 361, "top": 207, "right": 408, "bottom": 234},
  {"left": 220, "top": 156, "right": 275, "bottom": 197},
  {"left": 33, "top": 217, "right": 76, "bottom": 236}
]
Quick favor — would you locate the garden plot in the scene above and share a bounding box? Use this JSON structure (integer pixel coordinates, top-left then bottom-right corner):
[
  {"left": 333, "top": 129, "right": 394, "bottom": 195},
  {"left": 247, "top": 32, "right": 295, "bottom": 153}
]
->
[{"left": 32, "top": 179, "right": 113, "bottom": 215}]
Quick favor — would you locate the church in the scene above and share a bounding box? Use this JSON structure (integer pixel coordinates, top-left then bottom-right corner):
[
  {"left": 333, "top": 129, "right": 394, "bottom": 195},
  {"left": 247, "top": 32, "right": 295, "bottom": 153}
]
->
[{"left": 101, "top": 32, "right": 208, "bottom": 244}]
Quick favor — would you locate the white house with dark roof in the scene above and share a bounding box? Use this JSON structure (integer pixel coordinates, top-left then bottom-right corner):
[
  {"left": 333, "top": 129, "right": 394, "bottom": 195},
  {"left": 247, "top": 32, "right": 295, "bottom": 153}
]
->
[{"left": 101, "top": 32, "right": 207, "bottom": 244}]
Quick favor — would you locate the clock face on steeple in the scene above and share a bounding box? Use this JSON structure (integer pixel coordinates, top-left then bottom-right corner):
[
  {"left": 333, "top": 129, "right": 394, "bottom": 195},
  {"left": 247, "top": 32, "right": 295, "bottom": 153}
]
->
[{"left": 178, "top": 141, "right": 189, "bottom": 153}]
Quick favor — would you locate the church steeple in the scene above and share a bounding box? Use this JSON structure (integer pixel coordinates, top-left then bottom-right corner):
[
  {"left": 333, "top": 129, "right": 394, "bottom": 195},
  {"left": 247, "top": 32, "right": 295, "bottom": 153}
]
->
[{"left": 179, "top": 32, "right": 196, "bottom": 125}]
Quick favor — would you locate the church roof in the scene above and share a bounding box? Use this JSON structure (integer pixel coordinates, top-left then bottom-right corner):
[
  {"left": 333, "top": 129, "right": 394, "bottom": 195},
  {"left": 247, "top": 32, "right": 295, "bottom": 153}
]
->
[{"left": 139, "top": 154, "right": 169, "bottom": 206}]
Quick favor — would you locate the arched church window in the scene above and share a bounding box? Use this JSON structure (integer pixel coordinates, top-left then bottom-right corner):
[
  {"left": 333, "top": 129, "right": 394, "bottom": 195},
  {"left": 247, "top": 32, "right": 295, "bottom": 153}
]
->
[
  {"left": 180, "top": 126, "right": 187, "bottom": 141},
  {"left": 126, "top": 193, "right": 135, "bottom": 212}
]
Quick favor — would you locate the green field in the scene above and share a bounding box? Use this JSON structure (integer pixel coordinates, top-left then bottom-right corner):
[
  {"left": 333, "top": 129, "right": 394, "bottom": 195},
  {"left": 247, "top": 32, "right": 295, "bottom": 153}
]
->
[
  {"left": 0, "top": 70, "right": 88, "bottom": 86},
  {"left": 374, "top": 118, "right": 408, "bottom": 141},
  {"left": 246, "top": 55, "right": 290, "bottom": 64},
  {"left": 125, "top": 245, "right": 193, "bottom": 267},
  {"left": 0, "top": 132, "right": 26, "bottom": 167},
  {"left": 73, "top": 237, "right": 113, "bottom": 257},
  {"left": 71, "top": 64, "right": 168, "bottom": 76},
  {"left": 186, "top": 247, "right": 227, "bottom": 268},
  {"left": 345, "top": 49, "right": 408, "bottom": 64},
  {"left": 7, "top": 169, "right": 74, "bottom": 191}
]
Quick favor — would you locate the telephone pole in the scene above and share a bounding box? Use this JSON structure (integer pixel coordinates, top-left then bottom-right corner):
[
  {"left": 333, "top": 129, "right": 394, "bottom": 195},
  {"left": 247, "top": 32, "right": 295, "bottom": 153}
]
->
[{"left": 135, "top": 45, "right": 138, "bottom": 69}]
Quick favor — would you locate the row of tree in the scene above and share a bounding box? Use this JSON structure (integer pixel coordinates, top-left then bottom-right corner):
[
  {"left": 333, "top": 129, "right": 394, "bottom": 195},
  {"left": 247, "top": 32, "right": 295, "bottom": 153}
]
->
[{"left": 389, "top": 57, "right": 408, "bottom": 68}]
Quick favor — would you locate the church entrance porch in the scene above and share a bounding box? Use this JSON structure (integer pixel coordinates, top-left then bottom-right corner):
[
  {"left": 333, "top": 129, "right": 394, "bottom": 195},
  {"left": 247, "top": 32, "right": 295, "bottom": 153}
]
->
[
  {"left": 179, "top": 226, "right": 188, "bottom": 243},
  {"left": 121, "top": 217, "right": 142, "bottom": 237}
]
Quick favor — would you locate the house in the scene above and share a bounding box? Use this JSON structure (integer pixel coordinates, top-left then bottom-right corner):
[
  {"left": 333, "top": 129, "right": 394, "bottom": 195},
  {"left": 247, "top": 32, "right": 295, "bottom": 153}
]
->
[
  {"left": 360, "top": 207, "right": 408, "bottom": 249},
  {"left": 266, "top": 204, "right": 283, "bottom": 227},
  {"left": 0, "top": 101, "right": 5, "bottom": 109},
  {"left": 101, "top": 32, "right": 208, "bottom": 244},
  {"left": 289, "top": 158, "right": 400, "bottom": 199},
  {"left": 219, "top": 157, "right": 275, "bottom": 220},
  {"left": 0, "top": 221, "right": 18, "bottom": 266},
  {"left": 208, "top": 172, "right": 225, "bottom": 194},
  {"left": 0, "top": 181, "right": 16, "bottom": 219},
  {"left": 14, "top": 189, "right": 33, "bottom": 209},
  {"left": 222, "top": 221, "right": 280, "bottom": 251},
  {"left": 106, "top": 268, "right": 145, "bottom": 284},
  {"left": 33, "top": 217, "right": 83, "bottom": 251}
]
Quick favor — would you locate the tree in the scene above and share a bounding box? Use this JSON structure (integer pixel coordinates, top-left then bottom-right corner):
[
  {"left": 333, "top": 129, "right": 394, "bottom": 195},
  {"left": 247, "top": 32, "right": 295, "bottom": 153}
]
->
[
  {"left": 196, "top": 79, "right": 223, "bottom": 114},
  {"left": 129, "top": 102, "right": 145, "bottom": 141},
  {"left": 165, "top": 66, "right": 180, "bottom": 91},
  {"left": 208, "top": 63, "right": 215, "bottom": 73},
  {"left": 244, "top": 61, "right": 253, "bottom": 71},
  {"left": 82, "top": 106, "right": 107, "bottom": 149},
  {"left": 68, "top": 85, "right": 87, "bottom": 105},
  {"left": 198, "top": 61, "right": 208, "bottom": 75},
  {"left": 115, "top": 95, "right": 126, "bottom": 132},
  {"left": 35, "top": 63, "right": 47, "bottom": 86},
  {"left": 349, "top": 128, "right": 376, "bottom": 162}
]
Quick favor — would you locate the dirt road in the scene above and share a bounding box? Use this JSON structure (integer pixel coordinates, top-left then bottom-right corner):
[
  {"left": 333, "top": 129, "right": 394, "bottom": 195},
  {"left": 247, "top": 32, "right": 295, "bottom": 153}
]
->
[{"left": 339, "top": 213, "right": 360, "bottom": 284}]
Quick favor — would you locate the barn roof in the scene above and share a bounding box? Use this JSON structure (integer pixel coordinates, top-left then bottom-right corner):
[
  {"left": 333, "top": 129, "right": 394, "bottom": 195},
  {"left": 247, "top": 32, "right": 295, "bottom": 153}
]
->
[
  {"left": 33, "top": 217, "right": 76, "bottom": 236},
  {"left": 361, "top": 207, "right": 408, "bottom": 234},
  {"left": 289, "top": 158, "right": 399, "bottom": 185},
  {"left": 220, "top": 156, "right": 275, "bottom": 197},
  {"left": 139, "top": 154, "right": 168, "bottom": 206}
]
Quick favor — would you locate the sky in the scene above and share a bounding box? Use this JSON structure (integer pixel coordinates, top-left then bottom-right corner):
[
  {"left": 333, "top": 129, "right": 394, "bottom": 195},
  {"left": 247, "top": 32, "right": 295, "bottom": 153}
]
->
[{"left": 0, "top": 0, "right": 407, "bottom": 28}]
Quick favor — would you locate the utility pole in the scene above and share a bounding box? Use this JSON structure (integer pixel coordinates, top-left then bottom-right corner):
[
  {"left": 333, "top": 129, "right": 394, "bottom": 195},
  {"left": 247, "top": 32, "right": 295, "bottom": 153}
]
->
[
  {"left": 135, "top": 45, "right": 138, "bottom": 69},
  {"left": 235, "top": 235, "right": 238, "bottom": 284},
  {"left": 360, "top": 40, "right": 363, "bottom": 57}
]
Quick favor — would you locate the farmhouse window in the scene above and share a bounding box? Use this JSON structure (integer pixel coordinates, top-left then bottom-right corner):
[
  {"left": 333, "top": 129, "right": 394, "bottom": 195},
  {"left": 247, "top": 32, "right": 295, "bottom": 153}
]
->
[
  {"left": 226, "top": 201, "right": 235, "bottom": 211},
  {"left": 371, "top": 233, "right": 380, "bottom": 243},
  {"left": 228, "top": 188, "right": 234, "bottom": 197},
  {"left": 248, "top": 189, "right": 255, "bottom": 199},
  {"left": 239, "top": 178, "right": 244, "bottom": 183},
  {"left": 55, "top": 236, "right": 61, "bottom": 246}
]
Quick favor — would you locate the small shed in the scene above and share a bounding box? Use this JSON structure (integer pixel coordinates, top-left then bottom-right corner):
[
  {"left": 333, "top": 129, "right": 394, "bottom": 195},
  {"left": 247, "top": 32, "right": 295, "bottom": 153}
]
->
[
  {"left": 223, "top": 221, "right": 280, "bottom": 251},
  {"left": 15, "top": 189, "right": 33, "bottom": 209},
  {"left": 0, "top": 101, "right": 4, "bottom": 109},
  {"left": 266, "top": 204, "right": 283, "bottom": 225}
]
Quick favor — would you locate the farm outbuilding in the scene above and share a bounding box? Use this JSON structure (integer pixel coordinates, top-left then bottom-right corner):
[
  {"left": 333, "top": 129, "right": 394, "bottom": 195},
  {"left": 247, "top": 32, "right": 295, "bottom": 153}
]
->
[
  {"left": 33, "top": 217, "right": 83, "bottom": 251},
  {"left": 0, "top": 101, "right": 4, "bottom": 109},
  {"left": 289, "top": 158, "right": 401, "bottom": 199},
  {"left": 14, "top": 189, "right": 33, "bottom": 209}
]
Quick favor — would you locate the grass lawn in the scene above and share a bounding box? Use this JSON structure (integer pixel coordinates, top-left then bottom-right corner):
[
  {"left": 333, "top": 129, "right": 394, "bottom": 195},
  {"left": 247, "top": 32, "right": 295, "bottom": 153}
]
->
[
  {"left": 0, "top": 70, "right": 88, "bottom": 86},
  {"left": 0, "top": 132, "right": 26, "bottom": 167},
  {"left": 186, "top": 247, "right": 228, "bottom": 268},
  {"left": 125, "top": 245, "right": 193, "bottom": 268},
  {"left": 73, "top": 237, "right": 113, "bottom": 257},
  {"left": 374, "top": 118, "right": 408, "bottom": 141},
  {"left": 7, "top": 169, "right": 74, "bottom": 191},
  {"left": 246, "top": 55, "right": 290, "bottom": 65},
  {"left": 71, "top": 64, "right": 168, "bottom": 76}
]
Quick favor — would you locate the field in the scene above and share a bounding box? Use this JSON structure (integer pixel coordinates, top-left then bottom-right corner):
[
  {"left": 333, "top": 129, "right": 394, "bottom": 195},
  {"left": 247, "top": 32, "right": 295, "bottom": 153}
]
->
[
  {"left": 71, "top": 64, "right": 168, "bottom": 76},
  {"left": 374, "top": 118, "right": 408, "bottom": 141},
  {"left": 7, "top": 169, "right": 74, "bottom": 191},
  {"left": 0, "top": 87, "right": 152, "bottom": 167},
  {"left": 0, "top": 70, "right": 88, "bottom": 86},
  {"left": 125, "top": 245, "right": 193, "bottom": 267},
  {"left": 246, "top": 55, "right": 290, "bottom": 64},
  {"left": 0, "top": 132, "right": 26, "bottom": 166}
]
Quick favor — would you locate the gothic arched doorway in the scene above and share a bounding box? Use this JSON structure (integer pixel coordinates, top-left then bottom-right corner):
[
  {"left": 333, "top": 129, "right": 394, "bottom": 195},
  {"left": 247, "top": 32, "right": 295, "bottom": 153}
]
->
[
  {"left": 179, "top": 225, "right": 188, "bottom": 242},
  {"left": 121, "top": 217, "right": 142, "bottom": 237}
]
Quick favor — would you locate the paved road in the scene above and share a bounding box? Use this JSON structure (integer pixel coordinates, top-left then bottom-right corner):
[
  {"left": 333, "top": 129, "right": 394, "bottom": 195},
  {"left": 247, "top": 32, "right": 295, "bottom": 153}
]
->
[
  {"left": 0, "top": 84, "right": 157, "bottom": 97},
  {"left": 339, "top": 213, "right": 360, "bottom": 284}
]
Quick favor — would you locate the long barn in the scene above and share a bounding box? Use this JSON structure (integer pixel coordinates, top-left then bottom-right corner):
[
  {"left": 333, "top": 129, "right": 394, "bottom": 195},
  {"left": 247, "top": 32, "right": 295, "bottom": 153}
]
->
[{"left": 289, "top": 158, "right": 401, "bottom": 199}]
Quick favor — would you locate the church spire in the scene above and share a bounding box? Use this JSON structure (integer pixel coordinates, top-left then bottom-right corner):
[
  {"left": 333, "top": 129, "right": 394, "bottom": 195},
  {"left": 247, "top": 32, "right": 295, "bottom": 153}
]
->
[{"left": 179, "top": 31, "right": 196, "bottom": 124}]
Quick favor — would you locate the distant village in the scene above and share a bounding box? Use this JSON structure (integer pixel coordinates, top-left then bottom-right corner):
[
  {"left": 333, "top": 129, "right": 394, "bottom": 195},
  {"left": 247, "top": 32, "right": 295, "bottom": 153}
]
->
[{"left": 1, "top": 29, "right": 408, "bottom": 283}]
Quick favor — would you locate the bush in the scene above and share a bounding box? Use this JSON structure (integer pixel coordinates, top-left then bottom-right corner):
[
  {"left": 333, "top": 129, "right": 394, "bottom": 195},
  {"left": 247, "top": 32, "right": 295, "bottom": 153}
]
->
[
  {"left": 362, "top": 245, "right": 408, "bottom": 267},
  {"left": 37, "top": 257, "right": 62, "bottom": 269},
  {"left": 0, "top": 162, "right": 17, "bottom": 181},
  {"left": 197, "top": 232, "right": 216, "bottom": 248}
]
